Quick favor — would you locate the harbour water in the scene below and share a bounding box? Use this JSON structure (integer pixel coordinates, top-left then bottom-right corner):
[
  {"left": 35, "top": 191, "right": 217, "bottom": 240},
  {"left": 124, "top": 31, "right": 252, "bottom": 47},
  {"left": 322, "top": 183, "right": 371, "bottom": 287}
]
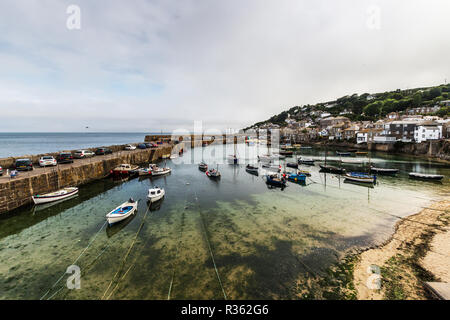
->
[
  {"left": 0, "top": 144, "right": 448, "bottom": 299},
  {"left": 0, "top": 132, "right": 158, "bottom": 158}
]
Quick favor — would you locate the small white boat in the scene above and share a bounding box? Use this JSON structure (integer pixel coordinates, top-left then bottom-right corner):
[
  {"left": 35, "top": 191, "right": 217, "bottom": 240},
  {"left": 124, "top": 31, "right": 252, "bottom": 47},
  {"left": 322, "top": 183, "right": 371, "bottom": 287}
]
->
[
  {"left": 106, "top": 199, "right": 139, "bottom": 225},
  {"left": 344, "top": 172, "right": 376, "bottom": 184},
  {"left": 152, "top": 167, "right": 172, "bottom": 176},
  {"left": 138, "top": 164, "right": 157, "bottom": 176},
  {"left": 409, "top": 172, "right": 444, "bottom": 181},
  {"left": 147, "top": 187, "right": 165, "bottom": 202},
  {"left": 32, "top": 187, "right": 79, "bottom": 205}
]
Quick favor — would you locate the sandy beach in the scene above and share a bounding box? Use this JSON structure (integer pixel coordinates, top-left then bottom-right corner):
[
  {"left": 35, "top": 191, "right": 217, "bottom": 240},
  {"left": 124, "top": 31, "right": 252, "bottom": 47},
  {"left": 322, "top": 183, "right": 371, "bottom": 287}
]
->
[{"left": 353, "top": 200, "right": 450, "bottom": 300}]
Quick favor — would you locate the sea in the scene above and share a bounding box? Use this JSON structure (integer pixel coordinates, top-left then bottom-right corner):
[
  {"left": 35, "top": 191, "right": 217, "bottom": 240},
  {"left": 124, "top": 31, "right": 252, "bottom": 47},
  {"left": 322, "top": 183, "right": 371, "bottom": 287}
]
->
[{"left": 0, "top": 132, "right": 165, "bottom": 158}]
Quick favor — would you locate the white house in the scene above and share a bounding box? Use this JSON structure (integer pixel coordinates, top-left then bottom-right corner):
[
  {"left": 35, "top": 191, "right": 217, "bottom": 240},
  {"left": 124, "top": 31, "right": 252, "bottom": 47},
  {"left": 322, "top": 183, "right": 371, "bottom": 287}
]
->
[{"left": 414, "top": 121, "right": 442, "bottom": 143}]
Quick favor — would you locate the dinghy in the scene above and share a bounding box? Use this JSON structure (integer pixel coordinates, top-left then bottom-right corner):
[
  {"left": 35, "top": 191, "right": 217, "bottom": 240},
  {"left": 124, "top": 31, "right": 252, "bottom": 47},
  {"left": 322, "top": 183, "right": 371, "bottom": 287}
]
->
[
  {"left": 106, "top": 199, "right": 139, "bottom": 225},
  {"left": 147, "top": 187, "right": 165, "bottom": 202},
  {"left": 409, "top": 172, "right": 444, "bottom": 181},
  {"left": 370, "top": 167, "right": 399, "bottom": 175},
  {"left": 344, "top": 172, "right": 376, "bottom": 184},
  {"left": 32, "top": 187, "right": 79, "bottom": 205},
  {"left": 245, "top": 164, "right": 259, "bottom": 175}
]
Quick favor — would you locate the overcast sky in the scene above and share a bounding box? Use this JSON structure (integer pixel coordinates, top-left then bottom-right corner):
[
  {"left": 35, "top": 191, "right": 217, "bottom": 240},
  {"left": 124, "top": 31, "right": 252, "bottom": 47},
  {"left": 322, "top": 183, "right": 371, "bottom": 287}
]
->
[{"left": 0, "top": 0, "right": 449, "bottom": 132}]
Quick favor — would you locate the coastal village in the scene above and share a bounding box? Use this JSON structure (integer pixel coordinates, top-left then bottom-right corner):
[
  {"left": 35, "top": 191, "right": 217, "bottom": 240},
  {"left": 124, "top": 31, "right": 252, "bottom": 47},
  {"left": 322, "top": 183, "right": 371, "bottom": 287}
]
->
[{"left": 245, "top": 86, "right": 450, "bottom": 156}]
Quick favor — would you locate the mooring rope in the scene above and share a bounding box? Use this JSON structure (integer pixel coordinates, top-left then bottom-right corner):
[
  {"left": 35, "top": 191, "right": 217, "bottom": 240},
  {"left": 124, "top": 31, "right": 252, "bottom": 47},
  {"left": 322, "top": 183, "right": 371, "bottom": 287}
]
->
[
  {"left": 40, "top": 220, "right": 108, "bottom": 300},
  {"left": 193, "top": 190, "right": 227, "bottom": 300},
  {"left": 167, "top": 188, "right": 189, "bottom": 300},
  {"left": 101, "top": 202, "right": 151, "bottom": 300}
]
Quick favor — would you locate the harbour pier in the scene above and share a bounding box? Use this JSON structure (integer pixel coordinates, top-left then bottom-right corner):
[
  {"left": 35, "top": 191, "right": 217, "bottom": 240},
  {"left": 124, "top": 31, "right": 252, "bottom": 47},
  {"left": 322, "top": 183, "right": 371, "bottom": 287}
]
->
[{"left": 0, "top": 140, "right": 183, "bottom": 215}]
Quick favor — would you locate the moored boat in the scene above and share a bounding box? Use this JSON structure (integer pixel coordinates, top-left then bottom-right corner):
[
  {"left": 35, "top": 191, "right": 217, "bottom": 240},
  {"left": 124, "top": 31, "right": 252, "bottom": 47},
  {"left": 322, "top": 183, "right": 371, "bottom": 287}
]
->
[
  {"left": 246, "top": 164, "right": 259, "bottom": 175},
  {"left": 344, "top": 172, "right": 376, "bottom": 184},
  {"left": 319, "top": 165, "right": 346, "bottom": 174},
  {"left": 206, "top": 168, "right": 221, "bottom": 178},
  {"left": 279, "top": 150, "right": 294, "bottom": 156},
  {"left": 198, "top": 161, "right": 208, "bottom": 171},
  {"left": 147, "top": 187, "right": 165, "bottom": 202},
  {"left": 152, "top": 167, "right": 172, "bottom": 176},
  {"left": 370, "top": 167, "right": 399, "bottom": 175},
  {"left": 298, "top": 158, "right": 315, "bottom": 166},
  {"left": 112, "top": 164, "right": 139, "bottom": 175},
  {"left": 106, "top": 199, "right": 139, "bottom": 225},
  {"left": 408, "top": 172, "right": 444, "bottom": 181},
  {"left": 265, "top": 174, "right": 287, "bottom": 188},
  {"left": 297, "top": 169, "right": 311, "bottom": 177},
  {"left": 286, "top": 162, "right": 298, "bottom": 169},
  {"left": 32, "top": 187, "right": 79, "bottom": 205},
  {"left": 287, "top": 173, "right": 306, "bottom": 183},
  {"left": 336, "top": 151, "right": 351, "bottom": 157}
]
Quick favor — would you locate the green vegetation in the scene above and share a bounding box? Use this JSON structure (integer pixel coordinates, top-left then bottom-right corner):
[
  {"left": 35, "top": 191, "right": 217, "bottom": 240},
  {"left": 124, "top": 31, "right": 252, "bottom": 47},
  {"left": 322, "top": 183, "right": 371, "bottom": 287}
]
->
[{"left": 245, "top": 83, "right": 450, "bottom": 130}]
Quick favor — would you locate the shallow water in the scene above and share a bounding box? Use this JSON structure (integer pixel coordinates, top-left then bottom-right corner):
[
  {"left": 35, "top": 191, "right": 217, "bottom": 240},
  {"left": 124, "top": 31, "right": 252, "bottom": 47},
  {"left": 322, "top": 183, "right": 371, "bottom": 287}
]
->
[{"left": 0, "top": 144, "right": 448, "bottom": 299}]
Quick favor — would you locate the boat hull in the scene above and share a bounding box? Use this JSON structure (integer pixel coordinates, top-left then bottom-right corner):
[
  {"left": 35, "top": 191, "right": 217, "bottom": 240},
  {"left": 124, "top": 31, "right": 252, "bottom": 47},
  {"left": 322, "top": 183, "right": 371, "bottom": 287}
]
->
[
  {"left": 344, "top": 173, "right": 375, "bottom": 183},
  {"left": 152, "top": 168, "right": 171, "bottom": 176},
  {"left": 409, "top": 173, "right": 444, "bottom": 181},
  {"left": 106, "top": 201, "right": 138, "bottom": 225},
  {"left": 32, "top": 188, "right": 79, "bottom": 205}
]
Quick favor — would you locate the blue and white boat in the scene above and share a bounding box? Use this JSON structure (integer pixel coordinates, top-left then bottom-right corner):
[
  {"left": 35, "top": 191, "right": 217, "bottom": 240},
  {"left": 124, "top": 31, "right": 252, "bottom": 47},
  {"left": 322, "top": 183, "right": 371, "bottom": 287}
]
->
[
  {"left": 106, "top": 199, "right": 139, "bottom": 225},
  {"left": 344, "top": 172, "right": 376, "bottom": 184},
  {"left": 287, "top": 173, "right": 306, "bottom": 183}
]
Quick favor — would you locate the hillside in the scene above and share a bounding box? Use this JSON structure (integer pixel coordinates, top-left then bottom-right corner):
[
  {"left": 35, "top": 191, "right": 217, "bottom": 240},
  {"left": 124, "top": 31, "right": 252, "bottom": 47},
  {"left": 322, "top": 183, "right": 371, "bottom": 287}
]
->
[{"left": 245, "top": 83, "right": 450, "bottom": 130}]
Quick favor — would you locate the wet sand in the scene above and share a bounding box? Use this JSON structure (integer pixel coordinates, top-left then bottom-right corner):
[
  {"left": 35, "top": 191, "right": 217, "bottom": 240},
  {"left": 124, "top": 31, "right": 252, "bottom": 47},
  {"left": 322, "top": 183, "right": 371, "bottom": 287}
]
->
[{"left": 353, "top": 200, "right": 450, "bottom": 300}]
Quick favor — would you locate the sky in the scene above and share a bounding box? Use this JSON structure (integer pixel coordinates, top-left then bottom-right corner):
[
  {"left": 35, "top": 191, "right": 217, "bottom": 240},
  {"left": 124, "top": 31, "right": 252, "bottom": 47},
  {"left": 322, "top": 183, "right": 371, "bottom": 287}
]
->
[{"left": 0, "top": 0, "right": 449, "bottom": 133}]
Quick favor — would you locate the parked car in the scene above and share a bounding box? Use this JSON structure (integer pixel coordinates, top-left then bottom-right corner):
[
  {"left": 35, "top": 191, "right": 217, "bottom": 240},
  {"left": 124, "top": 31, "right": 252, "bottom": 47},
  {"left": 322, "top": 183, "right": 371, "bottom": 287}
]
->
[
  {"left": 57, "top": 152, "right": 74, "bottom": 164},
  {"left": 39, "top": 156, "right": 57, "bottom": 167},
  {"left": 15, "top": 159, "right": 33, "bottom": 171},
  {"left": 149, "top": 143, "right": 158, "bottom": 148},
  {"left": 73, "top": 150, "right": 95, "bottom": 159},
  {"left": 124, "top": 144, "right": 136, "bottom": 150},
  {"left": 95, "top": 147, "right": 113, "bottom": 155},
  {"left": 137, "top": 144, "right": 147, "bottom": 149},
  {"left": 0, "top": 166, "right": 3, "bottom": 176}
]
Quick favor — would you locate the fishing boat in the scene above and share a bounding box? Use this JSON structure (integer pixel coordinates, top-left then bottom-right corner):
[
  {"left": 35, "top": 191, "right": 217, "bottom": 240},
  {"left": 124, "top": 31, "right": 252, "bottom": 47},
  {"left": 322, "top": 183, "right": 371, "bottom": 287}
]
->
[
  {"left": 32, "top": 187, "right": 79, "bottom": 205},
  {"left": 265, "top": 174, "right": 286, "bottom": 188},
  {"left": 370, "top": 167, "right": 399, "bottom": 175},
  {"left": 206, "top": 168, "right": 221, "bottom": 179},
  {"left": 112, "top": 164, "right": 139, "bottom": 175},
  {"left": 152, "top": 167, "right": 171, "bottom": 176},
  {"left": 319, "top": 165, "right": 346, "bottom": 174},
  {"left": 106, "top": 199, "right": 139, "bottom": 225},
  {"left": 408, "top": 172, "right": 444, "bottom": 181},
  {"left": 245, "top": 164, "right": 259, "bottom": 175},
  {"left": 344, "top": 172, "right": 376, "bottom": 184},
  {"left": 298, "top": 158, "right": 315, "bottom": 166},
  {"left": 198, "top": 161, "right": 208, "bottom": 171},
  {"left": 147, "top": 187, "right": 165, "bottom": 202},
  {"left": 286, "top": 162, "right": 298, "bottom": 169},
  {"left": 287, "top": 173, "right": 306, "bottom": 183}
]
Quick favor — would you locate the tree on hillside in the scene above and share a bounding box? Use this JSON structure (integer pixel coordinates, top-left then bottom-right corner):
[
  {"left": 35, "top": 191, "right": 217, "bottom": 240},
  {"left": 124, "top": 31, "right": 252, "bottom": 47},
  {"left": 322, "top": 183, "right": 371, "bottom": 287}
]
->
[
  {"left": 412, "top": 92, "right": 422, "bottom": 107},
  {"left": 363, "top": 101, "right": 383, "bottom": 117}
]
